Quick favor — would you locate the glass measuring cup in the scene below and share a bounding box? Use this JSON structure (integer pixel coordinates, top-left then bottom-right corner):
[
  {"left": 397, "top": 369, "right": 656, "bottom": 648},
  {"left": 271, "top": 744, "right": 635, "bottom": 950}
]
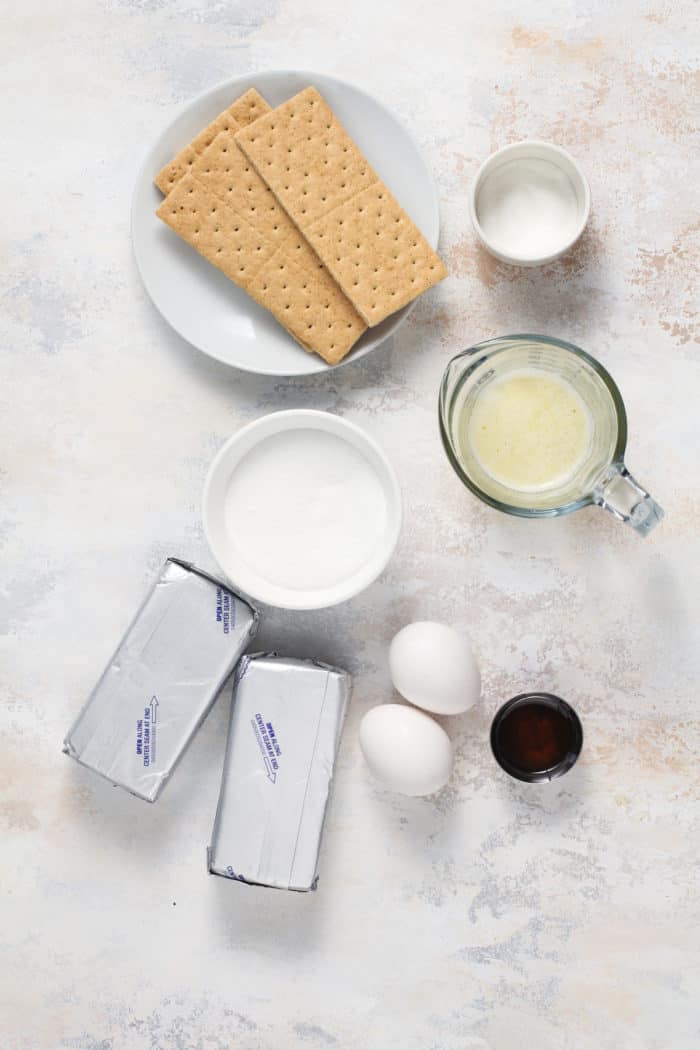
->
[{"left": 438, "top": 335, "right": 663, "bottom": 535}]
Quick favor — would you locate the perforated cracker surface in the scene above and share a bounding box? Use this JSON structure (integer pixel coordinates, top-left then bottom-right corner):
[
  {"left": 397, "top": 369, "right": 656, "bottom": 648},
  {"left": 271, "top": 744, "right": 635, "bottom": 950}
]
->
[
  {"left": 249, "top": 245, "right": 366, "bottom": 364},
  {"left": 228, "top": 88, "right": 271, "bottom": 128},
  {"left": 154, "top": 89, "right": 271, "bottom": 195},
  {"left": 156, "top": 173, "right": 278, "bottom": 292},
  {"left": 234, "top": 87, "right": 376, "bottom": 224},
  {"left": 190, "top": 130, "right": 290, "bottom": 246},
  {"left": 307, "top": 183, "right": 448, "bottom": 326},
  {"left": 156, "top": 154, "right": 366, "bottom": 363},
  {"left": 235, "top": 86, "right": 446, "bottom": 325}
]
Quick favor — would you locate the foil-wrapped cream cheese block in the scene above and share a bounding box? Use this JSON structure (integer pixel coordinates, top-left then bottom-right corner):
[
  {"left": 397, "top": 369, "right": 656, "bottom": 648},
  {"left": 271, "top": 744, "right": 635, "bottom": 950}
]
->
[
  {"left": 208, "top": 654, "right": 352, "bottom": 891},
  {"left": 63, "top": 558, "right": 259, "bottom": 802}
]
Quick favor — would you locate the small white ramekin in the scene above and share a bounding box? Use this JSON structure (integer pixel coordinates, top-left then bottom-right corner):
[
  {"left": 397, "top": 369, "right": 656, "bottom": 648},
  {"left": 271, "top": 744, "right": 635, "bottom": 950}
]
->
[
  {"left": 203, "top": 410, "right": 402, "bottom": 610},
  {"left": 469, "top": 140, "right": 591, "bottom": 267}
]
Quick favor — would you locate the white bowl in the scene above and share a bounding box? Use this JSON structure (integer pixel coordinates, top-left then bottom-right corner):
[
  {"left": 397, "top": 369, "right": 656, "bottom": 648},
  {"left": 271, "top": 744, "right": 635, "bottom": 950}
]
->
[
  {"left": 469, "top": 140, "right": 591, "bottom": 266},
  {"left": 203, "top": 410, "right": 402, "bottom": 610}
]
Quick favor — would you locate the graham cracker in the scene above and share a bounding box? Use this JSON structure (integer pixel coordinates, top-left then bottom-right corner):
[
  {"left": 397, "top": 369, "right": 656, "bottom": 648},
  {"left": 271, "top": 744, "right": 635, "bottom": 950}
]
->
[
  {"left": 227, "top": 87, "right": 271, "bottom": 128},
  {"left": 189, "top": 127, "right": 291, "bottom": 247},
  {"left": 157, "top": 172, "right": 278, "bottom": 293},
  {"left": 307, "top": 184, "right": 447, "bottom": 326},
  {"left": 154, "top": 88, "right": 271, "bottom": 195},
  {"left": 251, "top": 245, "right": 368, "bottom": 364},
  {"left": 234, "top": 86, "right": 447, "bottom": 326},
  {"left": 190, "top": 128, "right": 375, "bottom": 295},
  {"left": 156, "top": 159, "right": 366, "bottom": 364}
]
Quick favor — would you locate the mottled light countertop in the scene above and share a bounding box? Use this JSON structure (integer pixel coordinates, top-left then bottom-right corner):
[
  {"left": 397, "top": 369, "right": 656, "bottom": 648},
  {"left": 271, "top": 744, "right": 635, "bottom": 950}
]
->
[{"left": 2, "top": 2, "right": 699, "bottom": 1048}]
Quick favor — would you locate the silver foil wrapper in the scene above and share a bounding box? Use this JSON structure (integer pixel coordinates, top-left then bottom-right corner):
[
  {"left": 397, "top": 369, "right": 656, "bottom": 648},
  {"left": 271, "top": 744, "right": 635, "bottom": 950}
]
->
[
  {"left": 63, "top": 558, "right": 259, "bottom": 802},
  {"left": 208, "top": 654, "right": 352, "bottom": 891}
]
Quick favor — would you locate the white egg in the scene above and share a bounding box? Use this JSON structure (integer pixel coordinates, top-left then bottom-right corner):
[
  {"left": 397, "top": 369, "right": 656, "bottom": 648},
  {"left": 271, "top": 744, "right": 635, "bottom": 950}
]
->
[
  {"left": 359, "top": 704, "right": 453, "bottom": 796},
  {"left": 389, "top": 621, "right": 481, "bottom": 715}
]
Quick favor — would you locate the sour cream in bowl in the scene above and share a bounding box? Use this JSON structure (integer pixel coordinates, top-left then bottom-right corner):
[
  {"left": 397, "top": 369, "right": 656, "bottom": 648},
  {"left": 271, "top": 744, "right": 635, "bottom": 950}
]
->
[{"left": 203, "top": 410, "right": 402, "bottom": 610}]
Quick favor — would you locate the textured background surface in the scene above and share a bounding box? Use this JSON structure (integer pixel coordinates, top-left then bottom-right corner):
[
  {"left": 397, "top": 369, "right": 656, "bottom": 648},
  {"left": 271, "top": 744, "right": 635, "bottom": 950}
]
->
[{"left": 2, "top": 2, "right": 699, "bottom": 1048}]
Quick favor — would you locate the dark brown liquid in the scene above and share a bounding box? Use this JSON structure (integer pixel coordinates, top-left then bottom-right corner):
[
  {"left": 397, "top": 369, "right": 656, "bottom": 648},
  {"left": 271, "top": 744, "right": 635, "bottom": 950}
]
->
[{"left": 497, "top": 701, "right": 574, "bottom": 773}]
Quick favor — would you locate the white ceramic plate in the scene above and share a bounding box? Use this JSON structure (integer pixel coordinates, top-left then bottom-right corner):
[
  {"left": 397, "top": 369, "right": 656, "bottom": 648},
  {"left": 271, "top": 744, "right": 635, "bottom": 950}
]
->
[
  {"left": 132, "top": 70, "right": 441, "bottom": 376},
  {"left": 203, "top": 410, "right": 402, "bottom": 609}
]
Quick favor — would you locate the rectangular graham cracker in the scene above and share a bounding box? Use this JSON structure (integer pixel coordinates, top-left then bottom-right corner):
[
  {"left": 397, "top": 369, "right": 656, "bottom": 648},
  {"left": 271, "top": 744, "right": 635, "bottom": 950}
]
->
[
  {"left": 189, "top": 126, "right": 293, "bottom": 248},
  {"left": 234, "top": 86, "right": 447, "bottom": 327},
  {"left": 154, "top": 88, "right": 271, "bottom": 195},
  {"left": 156, "top": 134, "right": 366, "bottom": 363},
  {"left": 157, "top": 173, "right": 279, "bottom": 293}
]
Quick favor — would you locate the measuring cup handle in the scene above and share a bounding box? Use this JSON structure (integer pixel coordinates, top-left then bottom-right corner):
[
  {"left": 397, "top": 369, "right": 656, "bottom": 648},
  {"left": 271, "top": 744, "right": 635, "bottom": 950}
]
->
[{"left": 593, "top": 463, "right": 664, "bottom": 536}]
